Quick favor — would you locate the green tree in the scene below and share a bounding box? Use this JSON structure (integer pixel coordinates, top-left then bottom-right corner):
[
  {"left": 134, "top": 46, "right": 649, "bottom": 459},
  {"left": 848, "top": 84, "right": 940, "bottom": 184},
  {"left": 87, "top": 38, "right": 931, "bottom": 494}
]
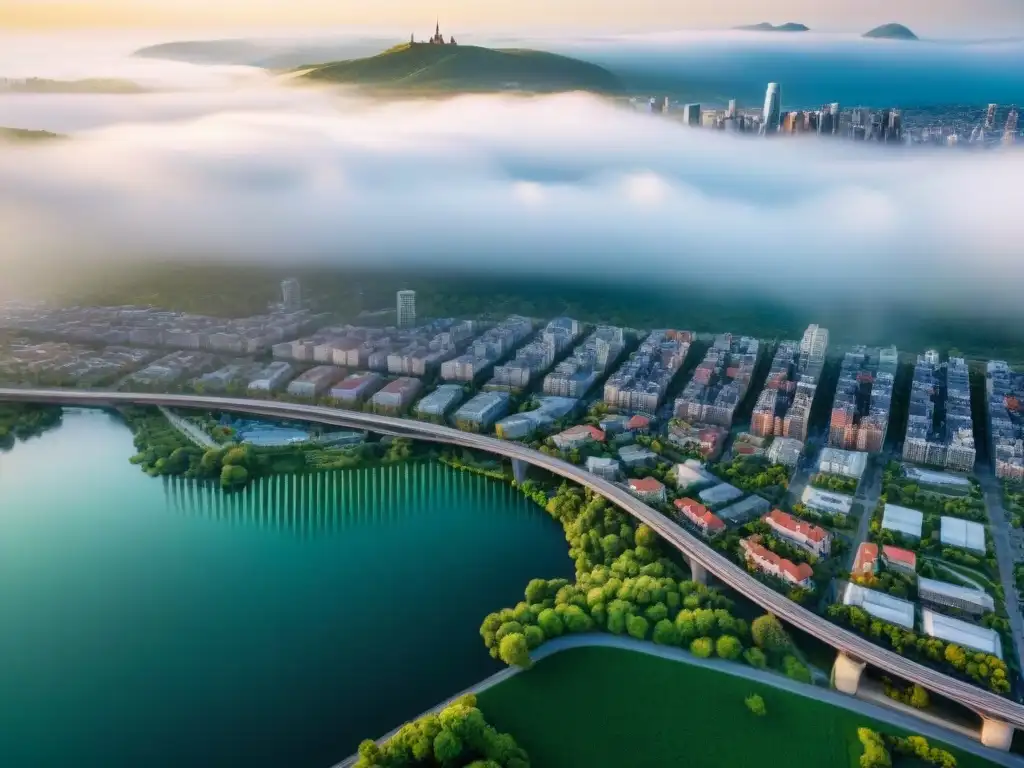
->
[
  {"left": 716, "top": 634, "right": 743, "bottom": 660},
  {"left": 690, "top": 636, "right": 714, "bottom": 658},
  {"left": 220, "top": 463, "right": 249, "bottom": 488},
  {"left": 626, "top": 614, "right": 650, "bottom": 640},
  {"left": 523, "top": 624, "right": 545, "bottom": 650},
  {"left": 498, "top": 633, "right": 532, "bottom": 668},
  {"left": 537, "top": 609, "right": 564, "bottom": 638},
  {"left": 652, "top": 618, "right": 681, "bottom": 646},
  {"left": 743, "top": 647, "right": 767, "bottom": 669},
  {"left": 751, "top": 614, "right": 790, "bottom": 654},
  {"left": 433, "top": 729, "right": 463, "bottom": 764},
  {"left": 744, "top": 693, "right": 766, "bottom": 716},
  {"left": 909, "top": 684, "right": 930, "bottom": 709},
  {"left": 635, "top": 524, "right": 658, "bottom": 549}
]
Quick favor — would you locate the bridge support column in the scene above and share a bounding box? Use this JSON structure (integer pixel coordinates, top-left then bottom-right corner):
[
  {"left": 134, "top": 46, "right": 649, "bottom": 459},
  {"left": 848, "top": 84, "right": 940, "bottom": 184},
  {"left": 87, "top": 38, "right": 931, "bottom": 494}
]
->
[
  {"left": 511, "top": 459, "right": 529, "bottom": 485},
  {"left": 980, "top": 717, "right": 1014, "bottom": 751},
  {"left": 686, "top": 557, "right": 707, "bottom": 585},
  {"left": 831, "top": 652, "right": 865, "bottom": 695}
]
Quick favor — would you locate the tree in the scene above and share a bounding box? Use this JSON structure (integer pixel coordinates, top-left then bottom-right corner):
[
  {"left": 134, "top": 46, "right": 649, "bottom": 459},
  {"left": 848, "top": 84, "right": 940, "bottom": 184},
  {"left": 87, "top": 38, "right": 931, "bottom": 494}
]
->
[
  {"left": 782, "top": 655, "right": 812, "bottom": 684},
  {"left": 498, "top": 633, "right": 532, "bottom": 668},
  {"left": 523, "top": 624, "right": 545, "bottom": 650},
  {"left": 909, "top": 684, "right": 930, "bottom": 710},
  {"left": 524, "top": 578, "right": 549, "bottom": 604},
  {"left": 716, "top": 634, "right": 743, "bottom": 660},
  {"left": 635, "top": 523, "right": 658, "bottom": 549},
  {"left": 652, "top": 618, "right": 681, "bottom": 646},
  {"left": 751, "top": 614, "right": 790, "bottom": 654},
  {"left": 626, "top": 614, "right": 650, "bottom": 640},
  {"left": 743, "top": 647, "right": 767, "bottom": 669},
  {"left": 220, "top": 463, "right": 249, "bottom": 488},
  {"left": 690, "top": 636, "right": 714, "bottom": 658},
  {"left": 433, "top": 729, "right": 463, "bottom": 764},
  {"left": 537, "top": 609, "right": 564, "bottom": 638},
  {"left": 744, "top": 693, "right": 766, "bottom": 716}
]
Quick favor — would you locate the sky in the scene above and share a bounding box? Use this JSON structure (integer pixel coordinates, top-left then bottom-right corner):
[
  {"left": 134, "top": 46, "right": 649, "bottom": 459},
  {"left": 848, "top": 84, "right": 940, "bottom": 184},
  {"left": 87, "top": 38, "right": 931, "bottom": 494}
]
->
[{"left": 3, "top": 0, "right": 1024, "bottom": 36}]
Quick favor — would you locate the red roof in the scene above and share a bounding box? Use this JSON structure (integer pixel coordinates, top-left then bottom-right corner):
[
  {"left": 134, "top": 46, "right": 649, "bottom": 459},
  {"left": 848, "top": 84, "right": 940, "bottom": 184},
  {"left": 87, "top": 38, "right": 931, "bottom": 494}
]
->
[
  {"left": 743, "top": 537, "right": 813, "bottom": 583},
  {"left": 674, "top": 498, "right": 725, "bottom": 532},
  {"left": 854, "top": 542, "right": 878, "bottom": 574},
  {"left": 629, "top": 477, "right": 665, "bottom": 493},
  {"left": 626, "top": 415, "right": 651, "bottom": 430},
  {"left": 882, "top": 545, "right": 917, "bottom": 570},
  {"left": 765, "top": 509, "right": 828, "bottom": 544},
  {"left": 558, "top": 424, "right": 606, "bottom": 442},
  {"left": 735, "top": 444, "right": 758, "bottom": 455}
]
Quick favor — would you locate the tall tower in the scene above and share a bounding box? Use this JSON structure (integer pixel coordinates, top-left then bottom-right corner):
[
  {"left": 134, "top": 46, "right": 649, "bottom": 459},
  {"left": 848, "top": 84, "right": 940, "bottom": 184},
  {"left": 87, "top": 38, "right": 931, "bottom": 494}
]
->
[
  {"left": 985, "top": 103, "right": 998, "bottom": 131},
  {"left": 281, "top": 278, "right": 301, "bottom": 310},
  {"left": 1004, "top": 107, "right": 1019, "bottom": 145},
  {"left": 761, "top": 83, "right": 781, "bottom": 135},
  {"left": 397, "top": 290, "right": 417, "bottom": 329}
]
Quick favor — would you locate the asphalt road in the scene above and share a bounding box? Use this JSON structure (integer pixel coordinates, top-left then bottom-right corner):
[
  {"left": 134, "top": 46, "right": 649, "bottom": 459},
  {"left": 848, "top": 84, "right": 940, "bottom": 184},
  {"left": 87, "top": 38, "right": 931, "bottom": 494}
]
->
[{"left": 978, "top": 468, "right": 1024, "bottom": 673}]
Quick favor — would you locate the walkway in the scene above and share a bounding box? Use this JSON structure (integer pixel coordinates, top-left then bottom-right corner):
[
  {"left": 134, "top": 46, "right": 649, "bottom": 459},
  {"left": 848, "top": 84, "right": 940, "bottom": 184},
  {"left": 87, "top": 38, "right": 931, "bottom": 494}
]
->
[
  {"left": 158, "top": 406, "right": 217, "bottom": 449},
  {"left": 330, "top": 634, "right": 1024, "bottom": 768}
]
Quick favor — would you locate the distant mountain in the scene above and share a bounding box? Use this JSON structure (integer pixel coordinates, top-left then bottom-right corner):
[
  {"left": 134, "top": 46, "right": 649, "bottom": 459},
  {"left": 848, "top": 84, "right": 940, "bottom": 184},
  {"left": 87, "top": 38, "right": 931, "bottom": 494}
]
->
[
  {"left": 734, "top": 22, "right": 810, "bottom": 32},
  {"left": 0, "top": 127, "right": 64, "bottom": 142},
  {"left": 298, "top": 43, "right": 623, "bottom": 94},
  {"left": 863, "top": 23, "right": 918, "bottom": 40},
  {"left": 1, "top": 78, "right": 145, "bottom": 94},
  {"left": 133, "top": 39, "right": 397, "bottom": 69}
]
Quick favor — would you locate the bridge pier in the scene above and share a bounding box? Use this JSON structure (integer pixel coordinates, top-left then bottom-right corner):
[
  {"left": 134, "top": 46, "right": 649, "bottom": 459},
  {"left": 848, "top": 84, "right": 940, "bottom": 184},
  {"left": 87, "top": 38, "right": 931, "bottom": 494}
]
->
[
  {"left": 686, "top": 557, "right": 707, "bottom": 585},
  {"left": 980, "top": 716, "right": 1014, "bottom": 751},
  {"left": 831, "top": 652, "right": 866, "bottom": 695},
  {"left": 511, "top": 459, "right": 529, "bottom": 485}
]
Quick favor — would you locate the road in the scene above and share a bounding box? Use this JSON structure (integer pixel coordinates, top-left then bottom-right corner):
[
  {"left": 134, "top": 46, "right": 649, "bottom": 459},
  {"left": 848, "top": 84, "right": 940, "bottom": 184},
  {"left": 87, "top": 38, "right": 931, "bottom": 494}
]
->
[
  {"left": 4, "top": 387, "right": 1024, "bottom": 730},
  {"left": 846, "top": 456, "right": 885, "bottom": 571},
  {"left": 331, "top": 633, "right": 1024, "bottom": 768},
  {"left": 978, "top": 468, "right": 1024, "bottom": 671},
  {"left": 158, "top": 406, "right": 217, "bottom": 448}
]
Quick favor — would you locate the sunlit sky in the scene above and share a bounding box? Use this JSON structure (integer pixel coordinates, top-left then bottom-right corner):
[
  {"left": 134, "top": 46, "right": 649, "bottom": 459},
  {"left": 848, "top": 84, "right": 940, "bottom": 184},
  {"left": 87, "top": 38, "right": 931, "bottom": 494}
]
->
[{"left": 2, "top": 0, "right": 1022, "bottom": 35}]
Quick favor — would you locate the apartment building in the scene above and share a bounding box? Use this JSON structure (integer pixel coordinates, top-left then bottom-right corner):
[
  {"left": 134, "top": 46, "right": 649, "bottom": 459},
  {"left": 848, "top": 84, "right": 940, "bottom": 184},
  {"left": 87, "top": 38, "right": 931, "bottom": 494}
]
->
[
  {"left": 543, "top": 325, "right": 627, "bottom": 397},
  {"left": 763, "top": 509, "right": 832, "bottom": 557},
  {"left": 828, "top": 345, "right": 897, "bottom": 454},
  {"left": 741, "top": 536, "right": 814, "bottom": 588},
  {"left": 673, "top": 333, "right": 759, "bottom": 427},
  {"left": 604, "top": 329, "right": 691, "bottom": 414}
]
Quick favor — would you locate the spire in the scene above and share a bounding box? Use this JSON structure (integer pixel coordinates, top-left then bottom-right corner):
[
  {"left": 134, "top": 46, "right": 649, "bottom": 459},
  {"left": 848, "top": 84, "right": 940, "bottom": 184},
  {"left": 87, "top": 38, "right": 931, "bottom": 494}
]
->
[{"left": 436, "top": 18, "right": 440, "bottom": 35}]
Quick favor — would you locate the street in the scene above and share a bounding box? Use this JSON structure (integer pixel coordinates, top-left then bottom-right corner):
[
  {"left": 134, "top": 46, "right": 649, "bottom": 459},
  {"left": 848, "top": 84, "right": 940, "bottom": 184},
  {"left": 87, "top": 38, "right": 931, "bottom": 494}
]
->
[{"left": 978, "top": 468, "right": 1024, "bottom": 677}]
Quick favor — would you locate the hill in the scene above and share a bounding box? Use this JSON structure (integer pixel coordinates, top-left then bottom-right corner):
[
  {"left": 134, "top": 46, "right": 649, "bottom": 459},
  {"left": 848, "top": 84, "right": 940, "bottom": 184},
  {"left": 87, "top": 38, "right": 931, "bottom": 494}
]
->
[
  {"left": 863, "top": 23, "right": 918, "bottom": 40},
  {"left": 1, "top": 78, "right": 146, "bottom": 94},
  {"left": 734, "top": 22, "right": 810, "bottom": 32},
  {"left": 0, "top": 127, "right": 64, "bottom": 142},
  {"left": 298, "top": 43, "right": 623, "bottom": 94},
  {"left": 133, "top": 39, "right": 391, "bottom": 69}
]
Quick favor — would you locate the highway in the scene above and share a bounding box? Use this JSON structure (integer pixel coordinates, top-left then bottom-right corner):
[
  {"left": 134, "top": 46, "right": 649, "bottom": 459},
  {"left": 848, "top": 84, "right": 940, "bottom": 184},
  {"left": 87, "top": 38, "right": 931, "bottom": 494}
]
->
[{"left": 4, "top": 386, "right": 1024, "bottom": 732}]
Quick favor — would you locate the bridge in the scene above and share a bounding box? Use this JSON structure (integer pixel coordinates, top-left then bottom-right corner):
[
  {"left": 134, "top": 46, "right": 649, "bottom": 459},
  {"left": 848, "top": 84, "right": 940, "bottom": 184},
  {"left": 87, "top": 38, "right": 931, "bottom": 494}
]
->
[{"left": 3, "top": 387, "right": 1023, "bottom": 749}]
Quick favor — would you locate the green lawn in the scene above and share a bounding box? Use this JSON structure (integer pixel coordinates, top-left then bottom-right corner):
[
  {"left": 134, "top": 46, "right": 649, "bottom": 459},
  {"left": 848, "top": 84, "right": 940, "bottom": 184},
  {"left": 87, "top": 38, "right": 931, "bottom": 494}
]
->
[{"left": 477, "top": 647, "right": 998, "bottom": 768}]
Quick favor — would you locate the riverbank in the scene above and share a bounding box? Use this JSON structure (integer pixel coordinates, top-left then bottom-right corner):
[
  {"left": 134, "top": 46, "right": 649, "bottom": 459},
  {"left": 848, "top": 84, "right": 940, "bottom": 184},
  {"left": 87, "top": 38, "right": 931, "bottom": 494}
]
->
[{"left": 0, "top": 402, "right": 62, "bottom": 447}]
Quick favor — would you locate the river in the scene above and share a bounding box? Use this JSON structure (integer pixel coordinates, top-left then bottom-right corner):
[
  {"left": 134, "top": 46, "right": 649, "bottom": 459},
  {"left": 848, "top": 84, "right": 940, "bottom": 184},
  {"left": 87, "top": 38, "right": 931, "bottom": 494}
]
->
[{"left": 0, "top": 409, "right": 572, "bottom": 768}]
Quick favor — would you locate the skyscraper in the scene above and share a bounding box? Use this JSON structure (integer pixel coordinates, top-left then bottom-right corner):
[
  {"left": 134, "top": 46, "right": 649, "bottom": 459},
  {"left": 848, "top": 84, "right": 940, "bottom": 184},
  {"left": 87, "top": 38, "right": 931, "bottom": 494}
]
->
[
  {"left": 1005, "top": 107, "right": 1019, "bottom": 145},
  {"left": 280, "top": 278, "right": 301, "bottom": 310},
  {"left": 985, "top": 103, "right": 998, "bottom": 131},
  {"left": 727, "top": 99, "right": 737, "bottom": 118},
  {"left": 397, "top": 290, "right": 417, "bottom": 329},
  {"left": 682, "top": 103, "right": 701, "bottom": 126},
  {"left": 761, "top": 83, "right": 781, "bottom": 135}
]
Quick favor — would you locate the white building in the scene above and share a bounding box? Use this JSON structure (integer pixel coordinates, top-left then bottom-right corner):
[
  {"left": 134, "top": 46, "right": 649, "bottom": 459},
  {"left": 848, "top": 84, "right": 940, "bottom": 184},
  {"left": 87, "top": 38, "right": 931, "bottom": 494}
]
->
[
  {"left": 281, "top": 278, "right": 302, "bottom": 310},
  {"left": 397, "top": 290, "right": 417, "bottom": 329},
  {"left": 881, "top": 504, "right": 924, "bottom": 539},
  {"left": 415, "top": 384, "right": 465, "bottom": 417},
  {"left": 921, "top": 609, "right": 1002, "bottom": 658},
  {"left": 817, "top": 448, "right": 868, "bottom": 480},
  {"left": 247, "top": 361, "right": 295, "bottom": 392},
  {"left": 674, "top": 459, "right": 717, "bottom": 491},
  {"left": 766, "top": 437, "right": 803, "bottom": 468},
  {"left": 454, "top": 391, "right": 510, "bottom": 430},
  {"left": 842, "top": 583, "right": 915, "bottom": 629},
  {"left": 287, "top": 365, "right": 344, "bottom": 398},
  {"left": 329, "top": 372, "right": 384, "bottom": 404},
  {"left": 918, "top": 577, "right": 994, "bottom": 615},
  {"left": 586, "top": 456, "right": 621, "bottom": 481},
  {"left": 798, "top": 324, "right": 829, "bottom": 372},
  {"left": 940, "top": 516, "right": 986, "bottom": 554},
  {"left": 698, "top": 483, "right": 744, "bottom": 508},
  {"left": 800, "top": 486, "right": 853, "bottom": 517}
]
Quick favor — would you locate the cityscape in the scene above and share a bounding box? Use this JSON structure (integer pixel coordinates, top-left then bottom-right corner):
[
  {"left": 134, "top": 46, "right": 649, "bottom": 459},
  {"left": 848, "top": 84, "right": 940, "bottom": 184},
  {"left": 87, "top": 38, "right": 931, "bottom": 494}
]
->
[{"left": 640, "top": 85, "right": 1022, "bottom": 148}]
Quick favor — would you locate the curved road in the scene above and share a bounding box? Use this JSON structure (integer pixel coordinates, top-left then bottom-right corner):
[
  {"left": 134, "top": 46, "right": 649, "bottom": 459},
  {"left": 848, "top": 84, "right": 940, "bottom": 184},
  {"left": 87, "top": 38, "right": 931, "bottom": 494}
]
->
[
  {"left": 4, "top": 387, "right": 1024, "bottom": 730},
  {"left": 333, "top": 634, "right": 1024, "bottom": 768}
]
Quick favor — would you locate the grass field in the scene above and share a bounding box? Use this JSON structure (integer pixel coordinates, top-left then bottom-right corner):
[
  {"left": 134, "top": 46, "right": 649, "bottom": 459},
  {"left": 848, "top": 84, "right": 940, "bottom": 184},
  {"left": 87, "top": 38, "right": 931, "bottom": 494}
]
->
[{"left": 477, "top": 647, "right": 998, "bottom": 768}]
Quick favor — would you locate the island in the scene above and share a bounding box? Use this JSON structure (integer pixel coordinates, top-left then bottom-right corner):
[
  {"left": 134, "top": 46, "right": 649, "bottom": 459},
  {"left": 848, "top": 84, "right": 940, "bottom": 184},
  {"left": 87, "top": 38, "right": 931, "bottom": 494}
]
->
[
  {"left": 0, "top": 77, "right": 147, "bottom": 94},
  {"left": 862, "top": 23, "right": 918, "bottom": 40},
  {"left": 0, "top": 127, "right": 64, "bottom": 142},
  {"left": 297, "top": 24, "right": 622, "bottom": 94},
  {"left": 734, "top": 22, "right": 810, "bottom": 32}
]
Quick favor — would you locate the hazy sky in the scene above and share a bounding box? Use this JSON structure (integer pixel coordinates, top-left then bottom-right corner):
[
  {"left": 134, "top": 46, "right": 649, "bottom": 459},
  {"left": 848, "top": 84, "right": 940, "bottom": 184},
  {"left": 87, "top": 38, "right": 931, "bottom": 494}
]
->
[{"left": 3, "top": 0, "right": 1023, "bottom": 36}]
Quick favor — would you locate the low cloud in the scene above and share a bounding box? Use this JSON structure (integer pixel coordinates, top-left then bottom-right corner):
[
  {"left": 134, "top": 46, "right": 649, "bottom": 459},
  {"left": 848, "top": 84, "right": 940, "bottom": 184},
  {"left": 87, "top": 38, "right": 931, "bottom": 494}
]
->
[{"left": 1, "top": 73, "right": 1021, "bottom": 312}]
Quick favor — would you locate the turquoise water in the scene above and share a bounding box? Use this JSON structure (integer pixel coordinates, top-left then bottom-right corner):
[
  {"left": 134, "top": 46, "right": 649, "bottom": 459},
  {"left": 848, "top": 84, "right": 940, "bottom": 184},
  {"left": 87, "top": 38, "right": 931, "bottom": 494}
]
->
[{"left": 0, "top": 409, "right": 572, "bottom": 768}]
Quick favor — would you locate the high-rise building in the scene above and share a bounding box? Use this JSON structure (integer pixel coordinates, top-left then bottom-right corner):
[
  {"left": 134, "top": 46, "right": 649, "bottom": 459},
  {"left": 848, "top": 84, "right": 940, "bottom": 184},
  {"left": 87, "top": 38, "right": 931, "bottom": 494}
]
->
[
  {"left": 1005, "top": 107, "right": 1019, "bottom": 145},
  {"left": 799, "top": 324, "right": 829, "bottom": 373},
  {"left": 985, "top": 103, "right": 998, "bottom": 131},
  {"left": 683, "top": 103, "right": 701, "bottom": 126},
  {"left": 280, "top": 278, "right": 302, "bottom": 310},
  {"left": 397, "top": 290, "right": 417, "bottom": 329},
  {"left": 727, "top": 99, "right": 737, "bottom": 118},
  {"left": 761, "top": 83, "right": 781, "bottom": 134},
  {"left": 661, "top": 96, "right": 670, "bottom": 113}
]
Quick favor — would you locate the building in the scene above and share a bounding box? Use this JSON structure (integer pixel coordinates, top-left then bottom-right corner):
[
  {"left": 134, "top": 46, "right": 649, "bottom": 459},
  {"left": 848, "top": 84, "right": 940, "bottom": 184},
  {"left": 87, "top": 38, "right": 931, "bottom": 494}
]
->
[
  {"left": 798, "top": 324, "right": 829, "bottom": 374},
  {"left": 543, "top": 325, "right": 627, "bottom": 398},
  {"left": 828, "top": 346, "right": 896, "bottom": 454},
  {"left": 618, "top": 444, "right": 658, "bottom": 468},
  {"left": 674, "top": 334, "right": 759, "bottom": 428},
  {"left": 761, "top": 82, "right": 781, "bottom": 134},
  {"left": 414, "top": 384, "right": 465, "bottom": 418},
  {"left": 605, "top": 329, "right": 691, "bottom": 414},
  {"left": 585, "top": 456, "right": 621, "bottom": 481},
  {"left": 489, "top": 317, "right": 582, "bottom": 391},
  {"left": 674, "top": 498, "right": 726, "bottom": 537},
  {"left": 454, "top": 391, "right": 510, "bottom": 430},
  {"left": 767, "top": 437, "right": 803, "bottom": 468},
  {"left": 903, "top": 466, "right": 971, "bottom": 491},
  {"left": 920, "top": 610, "right": 1002, "bottom": 658},
  {"left": 764, "top": 509, "right": 832, "bottom": 557},
  {"left": 628, "top": 477, "right": 667, "bottom": 503},
  {"left": 800, "top": 486, "right": 853, "bottom": 517},
  {"left": 551, "top": 424, "right": 605, "bottom": 451},
  {"left": 817, "top": 448, "right": 868, "bottom": 480},
  {"left": 903, "top": 353, "right": 976, "bottom": 472},
  {"left": 741, "top": 536, "right": 814, "bottom": 587},
  {"left": 329, "top": 372, "right": 384, "bottom": 404},
  {"left": 918, "top": 577, "right": 994, "bottom": 616},
  {"left": 370, "top": 377, "right": 423, "bottom": 412},
  {"left": 667, "top": 421, "right": 727, "bottom": 460},
  {"left": 683, "top": 103, "right": 701, "bottom": 126},
  {"left": 881, "top": 504, "right": 924, "bottom": 539},
  {"left": 396, "top": 290, "right": 417, "bottom": 329},
  {"left": 842, "top": 583, "right": 915, "bottom": 629},
  {"left": 853, "top": 542, "right": 918, "bottom": 575},
  {"left": 698, "top": 482, "right": 744, "bottom": 508},
  {"left": 413, "top": 20, "right": 457, "bottom": 45},
  {"left": 674, "top": 459, "right": 717, "bottom": 491},
  {"left": 247, "top": 361, "right": 295, "bottom": 393},
  {"left": 280, "top": 278, "right": 302, "bottom": 310},
  {"left": 717, "top": 494, "right": 771, "bottom": 526},
  {"left": 286, "top": 365, "right": 345, "bottom": 398},
  {"left": 940, "top": 516, "right": 986, "bottom": 554}
]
